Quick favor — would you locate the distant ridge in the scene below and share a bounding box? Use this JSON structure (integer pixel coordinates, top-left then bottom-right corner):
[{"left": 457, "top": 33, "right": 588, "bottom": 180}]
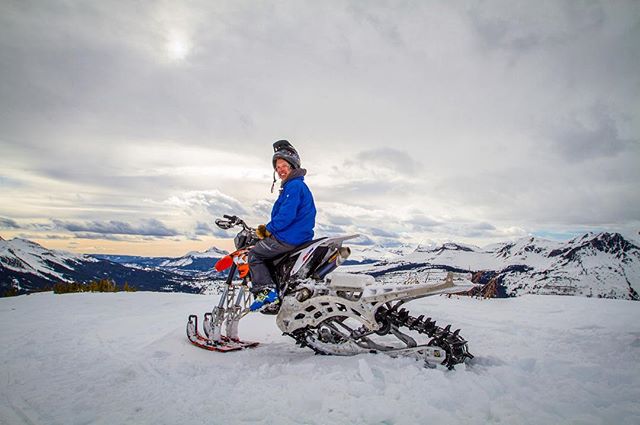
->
[
  {"left": 0, "top": 237, "right": 215, "bottom": 295},
  {"left": 2, "top": 233, "right": 638, "bottom": 300},
  {"left": 351, "top": 232, "right": 639, "bottom": 300}
]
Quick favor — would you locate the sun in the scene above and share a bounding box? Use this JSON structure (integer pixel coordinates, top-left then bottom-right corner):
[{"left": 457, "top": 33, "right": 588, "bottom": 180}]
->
[{"left": 166, "top": 31, "right": 191, "bottom": 61}]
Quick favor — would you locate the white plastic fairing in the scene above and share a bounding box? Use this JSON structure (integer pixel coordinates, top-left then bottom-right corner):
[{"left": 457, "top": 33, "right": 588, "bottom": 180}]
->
[
  {"left": 291, "top": 235, "right": 359, "bottom": 275},
  {"left": 326, "top": 272, "right": 376, "bottom": 289},
  {"left": 291, "top": 245, "right": 318, "bottom": 275}
]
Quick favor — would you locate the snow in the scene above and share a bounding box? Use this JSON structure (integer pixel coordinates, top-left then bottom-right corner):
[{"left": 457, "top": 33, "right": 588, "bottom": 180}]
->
[
  {"left": 348, "top": 244, "right": 415, "bottom": 263},
  {"left": 159, "top": 257, "right": 194, "bottom": 268},
  {"left": 1, "top": 292, "right": 639, "bottom": 424}
]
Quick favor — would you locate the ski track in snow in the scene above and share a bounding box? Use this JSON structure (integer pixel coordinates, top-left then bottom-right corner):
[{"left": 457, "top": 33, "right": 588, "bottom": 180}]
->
[{"left": 0, "top": 292, "right": 639, "bottom": 425}]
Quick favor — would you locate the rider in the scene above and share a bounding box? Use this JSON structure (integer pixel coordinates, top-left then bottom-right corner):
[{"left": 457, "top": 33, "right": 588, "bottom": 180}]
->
[{"left": 249, "top": 140, "right": 316, "bottom": 311}]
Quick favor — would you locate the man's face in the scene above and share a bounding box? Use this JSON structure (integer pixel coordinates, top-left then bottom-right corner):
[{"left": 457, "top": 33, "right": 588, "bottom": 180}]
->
[{"left": 275, "top": 158, "right": 292, "bottom": 180}]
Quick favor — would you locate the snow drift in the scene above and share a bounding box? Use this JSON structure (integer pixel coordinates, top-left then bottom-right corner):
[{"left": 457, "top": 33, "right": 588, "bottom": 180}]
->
[{"left": 1, "top": 291, "right": 638, "bottom": 424}]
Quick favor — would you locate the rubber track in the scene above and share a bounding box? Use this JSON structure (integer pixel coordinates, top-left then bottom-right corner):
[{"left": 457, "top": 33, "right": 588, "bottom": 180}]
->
[{"left": 288, "top": 306, "right": 473, "bottom": 369}]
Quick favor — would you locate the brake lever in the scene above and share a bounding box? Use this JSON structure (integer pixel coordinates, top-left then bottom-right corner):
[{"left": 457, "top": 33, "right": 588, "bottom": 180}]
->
[{"left": 228, "top": 215, "right": 241, "bottom": 224}]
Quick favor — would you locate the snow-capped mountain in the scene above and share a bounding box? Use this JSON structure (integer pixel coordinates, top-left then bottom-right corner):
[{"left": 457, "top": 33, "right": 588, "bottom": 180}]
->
[
  {"left": 0, "top": 238, "right": 201, "bottom": 294},
  {"left": 3, "top": 233, "right": 638, "bottom": 300},
  {"left": 1, "top": 237, "right": 95, "bottom": 279},
  {"left": 347, "top": 245, "right": 404, "bottom": 264},
  {"left": 90, "top": 254, "right": 172, "bottom": 268},
  {"left": 346, "top": 244, "right": 417, "bottom": 265},
  {"left": 159, "top": 246, "right": 228, "bottom": 271},
  {"left": 94, "top": 246, "right": 228, "bottom": 273},
  {"left": 351, "top": 233, "right": 640, "bottom": 300}
]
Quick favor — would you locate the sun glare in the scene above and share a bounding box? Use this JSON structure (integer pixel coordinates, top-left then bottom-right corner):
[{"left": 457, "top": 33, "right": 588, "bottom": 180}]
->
[{"left": 166, "top": 31, "right": 191, "bottom": 61}]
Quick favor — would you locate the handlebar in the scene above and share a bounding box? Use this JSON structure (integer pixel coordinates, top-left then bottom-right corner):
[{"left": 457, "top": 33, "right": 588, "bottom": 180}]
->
[{"left": 215, "top": 215, "right": 253, "bottom": 232}]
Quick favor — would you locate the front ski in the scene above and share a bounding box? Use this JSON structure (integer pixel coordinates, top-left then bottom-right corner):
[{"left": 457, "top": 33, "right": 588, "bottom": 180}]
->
[
  {"left": 187, "top": 315, "right": 259, "bottom": 352},
  {"left": 201, "top": 312, "right": 259, "bottom": 349}
]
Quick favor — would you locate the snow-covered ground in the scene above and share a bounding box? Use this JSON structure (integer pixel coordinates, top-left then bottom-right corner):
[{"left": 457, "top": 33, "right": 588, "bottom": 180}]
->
[{"left": 1, "top": 292, "right": 638, "bottom": 425}]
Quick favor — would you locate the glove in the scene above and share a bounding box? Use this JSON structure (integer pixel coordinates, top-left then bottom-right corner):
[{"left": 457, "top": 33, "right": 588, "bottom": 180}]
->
[{"left": 256, "top": 224, "right": 271, "bottom": 240}]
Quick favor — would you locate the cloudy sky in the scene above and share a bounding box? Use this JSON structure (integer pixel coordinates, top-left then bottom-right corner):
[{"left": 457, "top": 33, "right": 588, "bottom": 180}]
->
[{"left": 1, "top": 0, "right": 639, "bottom": 256}]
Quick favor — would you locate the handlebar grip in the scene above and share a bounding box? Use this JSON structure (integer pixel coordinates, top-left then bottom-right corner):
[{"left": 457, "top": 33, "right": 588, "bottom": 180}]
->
[{"left": 215, "top": 218, "right": 233, "bottom": 230}]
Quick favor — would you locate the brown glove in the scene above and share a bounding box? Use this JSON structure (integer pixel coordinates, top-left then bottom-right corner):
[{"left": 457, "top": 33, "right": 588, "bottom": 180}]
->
[{"left": 256, "top": 224, "right": 271, "bottom": 240}]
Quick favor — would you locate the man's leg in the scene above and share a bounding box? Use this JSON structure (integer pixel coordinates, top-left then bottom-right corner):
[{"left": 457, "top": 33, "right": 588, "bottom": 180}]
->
[{"left": 248, "top": 236, "right": 294, "bottom": 293}]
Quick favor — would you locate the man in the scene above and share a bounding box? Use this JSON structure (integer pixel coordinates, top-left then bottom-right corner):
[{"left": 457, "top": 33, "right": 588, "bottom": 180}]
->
[{"left": 248, "top": 140, "right": 316, "bottom": 311}]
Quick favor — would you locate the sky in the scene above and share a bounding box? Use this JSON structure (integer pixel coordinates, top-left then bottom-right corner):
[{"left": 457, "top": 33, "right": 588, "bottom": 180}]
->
[{"left": 1, "top": 0, "right": 639, "bottom": 256}]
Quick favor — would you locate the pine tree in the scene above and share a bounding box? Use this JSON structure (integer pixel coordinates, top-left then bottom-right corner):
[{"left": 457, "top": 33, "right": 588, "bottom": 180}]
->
[
  {"left": 2, "top": 287, "right": 19, "bottom": 297},
  {"left": 123, "top": 282, "right": 136, "bottom": 292}
]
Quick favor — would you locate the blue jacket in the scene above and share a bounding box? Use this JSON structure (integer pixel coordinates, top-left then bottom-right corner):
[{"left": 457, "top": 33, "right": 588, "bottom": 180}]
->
[{"left": 266, "top": 175, "right": 316, "bottom": 246}]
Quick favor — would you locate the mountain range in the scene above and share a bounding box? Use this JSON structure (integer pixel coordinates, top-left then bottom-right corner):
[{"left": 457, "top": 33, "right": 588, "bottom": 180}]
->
[
  {"left": 348, "top": 232, "right": 639, "bottom": 300},
  {"left": 1, "top": 232, "right": 638, "bottom": 300},
  {"left": 0, "top": 238, "right": 226, "bottom": 295},
  {"left": 93, "top": 246, "right": 229, "bottom": 272}
]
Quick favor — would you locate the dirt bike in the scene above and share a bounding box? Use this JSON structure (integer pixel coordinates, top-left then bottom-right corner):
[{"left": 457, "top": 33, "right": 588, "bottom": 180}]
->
[{"left": 186, "top": 215, "right": 474, "bottom": 369}]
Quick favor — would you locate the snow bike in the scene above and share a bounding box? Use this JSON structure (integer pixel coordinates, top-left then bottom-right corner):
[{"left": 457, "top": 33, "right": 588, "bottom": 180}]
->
[{"left": 187, "top": 215, "right": 475, "bottom": 369}]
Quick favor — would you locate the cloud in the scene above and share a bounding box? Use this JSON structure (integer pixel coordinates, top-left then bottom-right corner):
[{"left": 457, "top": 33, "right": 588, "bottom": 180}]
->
[
  {"left": 1, "top": 1, "right": 638, "bottom": 254},
  {"left": 165, "top": 190, "right": 247, "bottom": 217},
  {"left": 194, "top": 221, "right": 232, "bottom": 238},
  {"left": 0, "top": 217, "right": 20, "bottom": 229},
  {"left": 53, "top": 218, "right": 179, "bottom": 237},
  {"left": 532, "top": 230, "right": 588, "bottom": 241},
  {"left": 212, "top": 227, "right": 233, "bottom": 238},
  {"left": 318, "top": 180, "right": 407, "bottom": 202},
  {"left": 73, "top": 233, "right": 131, "bottom": 241},
  {"left": 0, "top": 176, "right": 24, "bottom": 188},
  {"left": 251, "top": 200, "right": 273, "bottom": 218},
  {"left": 430, "top": 221, "right": 525, "bottom": 241},
  {"left": 470, "top": 222, "right": 497, "bottom": 231},
  {"left": 551, "top": 104, "right": 636, "bottom": 162},
  {"left": 370, "top": 227, "right": 400, "bottom": 238},
  {"left": 467, "top": 1, "right": 606, "bottom": 53},
  {"left": 16, "top": 233, "right": 72, "bottom": 240},
  {"left": 350, "top": 235, "right": 376, "bottom": 246},
  {"left": 445, "top": 222, "right": 500, "bottom": 239},
  {"left": 377, "top": 238, "right": 406, "bottom": 248},
  {"left": 325, "top": 213, "right": 355, "bottom": 226},
  {"left": 350, "top": 148, "right": 422, "bottom": 177},
  {"left": 406, "top": 215, "right": 441, "bottom": 231},
  {"left": 194, "top": 222, "right": 213, "bottom": 236},
  {"left": 315, "top": 222, "right": 349, "bottom": 236},
  {"left": 314, "top": 149, "right": 423, "bottom": 206}
]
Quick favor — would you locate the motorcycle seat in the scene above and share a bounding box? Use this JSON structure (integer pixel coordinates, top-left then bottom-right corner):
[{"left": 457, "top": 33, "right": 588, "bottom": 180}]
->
[{"left": 270, "top": 237, "right": 327, "bottom": 265}]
